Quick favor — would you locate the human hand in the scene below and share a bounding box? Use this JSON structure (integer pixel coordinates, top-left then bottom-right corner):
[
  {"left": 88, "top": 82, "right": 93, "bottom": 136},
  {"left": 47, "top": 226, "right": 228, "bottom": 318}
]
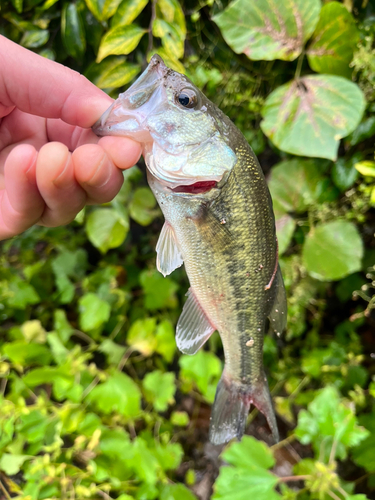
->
[{"left": 0, "top": 36, "right": 142, "bottom": 240}]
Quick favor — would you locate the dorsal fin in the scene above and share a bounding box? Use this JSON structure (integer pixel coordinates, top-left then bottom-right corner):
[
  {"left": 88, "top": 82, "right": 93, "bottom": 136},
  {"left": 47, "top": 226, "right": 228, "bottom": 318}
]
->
[
  {"left": 156, "top": 222, "right": 183, "bottom": 277},
  {"left": 176, "top": 288, "right": 215, "bottom": 355}
]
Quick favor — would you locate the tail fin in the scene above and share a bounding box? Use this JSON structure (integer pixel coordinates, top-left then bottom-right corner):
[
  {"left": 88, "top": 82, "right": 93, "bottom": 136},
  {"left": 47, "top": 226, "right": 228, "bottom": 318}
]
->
[{"left": 209, "top": 371, "right": 279, "bottom": 445}]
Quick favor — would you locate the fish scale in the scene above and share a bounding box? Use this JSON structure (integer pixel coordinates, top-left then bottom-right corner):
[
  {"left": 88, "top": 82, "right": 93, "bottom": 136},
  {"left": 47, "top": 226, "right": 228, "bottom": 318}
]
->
[{"left": 93, "top": 54, "right": 287, "bottom": 445}]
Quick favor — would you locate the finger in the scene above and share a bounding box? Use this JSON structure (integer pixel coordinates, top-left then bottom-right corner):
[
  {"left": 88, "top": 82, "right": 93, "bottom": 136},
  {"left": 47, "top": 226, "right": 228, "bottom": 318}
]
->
[
  {"left": 98, "top": 136, "right": 142, "bottom": 170},
  {"left": 36, "top": 142, "right": 87, "bottom": 227},
  {"left": 0, "top": 35, "right": 112, "bottom": 128},
  {"left": 0, "top": 145, "right": 44, "bottom": 240},
  {"left": 72, "top": 144, "right": 124, "bottom": 204},
  {"left": 46, "top": 118, "right": 100, "bottom": 150}
]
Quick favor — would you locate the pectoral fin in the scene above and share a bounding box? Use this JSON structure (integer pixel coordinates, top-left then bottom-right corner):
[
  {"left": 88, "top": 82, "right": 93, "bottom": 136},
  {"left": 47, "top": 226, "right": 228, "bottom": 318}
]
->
[
  {"left": 156, "top": 222, "right": 183, "bottom": 277},
  {"left": 268, "top": 265, "right": 287, "bottom": 336},
  {"left": 176, "top": 288, "right": 215, "bottom": 355}
]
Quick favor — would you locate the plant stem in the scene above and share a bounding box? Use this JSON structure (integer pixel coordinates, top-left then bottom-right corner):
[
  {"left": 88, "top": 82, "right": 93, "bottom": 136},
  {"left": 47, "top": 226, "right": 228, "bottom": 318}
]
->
[
  {"left": 278, "top": 475, "right": 311, "bottom": 483},
  {"left": 295, "top": 51, "right": 305, "bottom": 80}
]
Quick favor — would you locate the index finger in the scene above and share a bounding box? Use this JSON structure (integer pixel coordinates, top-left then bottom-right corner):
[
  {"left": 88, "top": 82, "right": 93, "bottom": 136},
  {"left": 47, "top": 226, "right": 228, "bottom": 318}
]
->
[{"left": 0, "top": 36, "right": 112, "bottom": 128}]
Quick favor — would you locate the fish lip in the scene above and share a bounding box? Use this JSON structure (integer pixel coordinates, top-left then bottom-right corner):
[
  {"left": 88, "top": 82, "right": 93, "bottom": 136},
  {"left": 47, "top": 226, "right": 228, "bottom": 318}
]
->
[{"left": 92, "top": 56, "right": 168, "bottom": 138}]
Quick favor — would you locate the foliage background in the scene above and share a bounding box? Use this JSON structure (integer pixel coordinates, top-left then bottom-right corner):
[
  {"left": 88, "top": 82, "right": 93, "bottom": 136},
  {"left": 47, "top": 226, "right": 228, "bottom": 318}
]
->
[{"left": 0, "top": 0, "right": 375, "bottom": 499}]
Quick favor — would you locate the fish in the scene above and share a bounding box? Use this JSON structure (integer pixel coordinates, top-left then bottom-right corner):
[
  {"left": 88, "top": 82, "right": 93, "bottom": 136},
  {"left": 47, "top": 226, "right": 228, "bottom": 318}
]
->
[{"left": 93, "top": 55, "right": 287, "bottom": 445}]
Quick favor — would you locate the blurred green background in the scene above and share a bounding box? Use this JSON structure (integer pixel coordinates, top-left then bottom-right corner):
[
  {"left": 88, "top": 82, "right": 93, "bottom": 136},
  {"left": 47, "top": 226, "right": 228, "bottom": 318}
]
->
[{"left": 0, "top": 0, "right": 375, "bottom": 498}]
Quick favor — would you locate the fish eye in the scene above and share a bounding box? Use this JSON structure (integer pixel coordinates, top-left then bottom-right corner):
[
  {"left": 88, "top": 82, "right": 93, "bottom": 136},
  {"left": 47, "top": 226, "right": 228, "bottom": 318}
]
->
[{"left": 177, "top": 89, "right": 198, "bottom": 109}]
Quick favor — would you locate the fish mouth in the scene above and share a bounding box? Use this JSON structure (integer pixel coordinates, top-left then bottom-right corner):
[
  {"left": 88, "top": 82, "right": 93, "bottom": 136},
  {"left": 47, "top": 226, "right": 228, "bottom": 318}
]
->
[{"left": 171, "top": 180, "right": 218, "bottom": 194}]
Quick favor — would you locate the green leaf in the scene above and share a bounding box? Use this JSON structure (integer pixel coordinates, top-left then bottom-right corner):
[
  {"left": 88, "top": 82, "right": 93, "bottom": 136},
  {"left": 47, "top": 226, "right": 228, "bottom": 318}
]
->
[
  {"left": 129, "top": 187, "right": 159, "bottom": 226},
  {"left": 7, "top": 276, "right": 39, "bottom": 309},
  {"left": 352, "top": 413, "right": 375, "bottom": 472},
  {"left": 222, "top": 436, "right": 276, "bottom": 469},
  {"left": 275, "top": 215, "right": 296, "bottom": 256},
  {"left": 269, "top": 159, "right": 328, "bottom": 214},
  {"left": 97, "top": 25, "right": 147, "bottom": 62},
  {"left": 86, "top": 57, "right": 141, "bottom": 89},
  {"left": 143, "top": 370, "right": 176, "bottom": 411},
  {"left": 111, "top": 0, "right": 149, "bottom": 27},
  {"left": 355, "top": 161, "right": 375, "bottom": 177},
  {"left": 261, "top": 75, "right": 365, "bottom": 160},
  {"left": 101, "top": 0, "right": 123, "bottom": 20},
  {"left": 78, "top": 293, "right": 111, "bottom": 331},
  {"left": 155, "top": 319, "right": 176, "bottom": 362},
  {"left": 295, "top": 386, "right": 369, "bottom": 460},
  {"left": 140, "top": 269, "right": 178, "bottom": 310},
  {"left": 149, "top": 48, "right": 185, "bottom": 73},
  {"left": 153, "top": 19, "right": 184, "bottom": 60},
  {"left": 160, "top": 484, "right": 197, "bottom": 500},
  {"left": 127, "top": 317, "right": 158, "bottom": 356},
  {"left": 213, "top": 0, "right": 321, "bottom": 61},
  {"left": 302, "top": 220, "right": 363, "bottom": 281},
  {"left": 10, "top": 0, "right": 23, "bottom": 13},
  {"left": 61, "top": 3, "right": 86, "bottom": 60},
  {"left": 349, "top": 116, "right": 375, "bottom": 146},
  {"left": 307, "top": 1, "right": 358, "bottom": 78},
  {"left": 0, "top": 454, "right": 31, "bottom": 475},
  {"left": 170, "top": 411, "right": 189, "bottom": 426},
  {"left": 99, "top": 338, "right": 127, "bottom": 365},
  {"left": 20, "top": 29, "right": 49, "bottom": 48},
  {"left": 332, "top": 157, "right": 359, "bottom": 191},
  {"left": 86, "top": 208, "right": 129, "bottom": 253},
  {"left": 3, "top": 341, "right": 51, "bottom": 366},
  {"left": 213, "top": 436, "right": 279, "bottom": 500},
  {"left": 87, "top": 371, "right": 141, "bottom": 418},
  {"left": 179, "top": 350, "right": 222, "bottom": 403},
  {"left": 83, "top": 0, "right": 105, "bottom": 21}
]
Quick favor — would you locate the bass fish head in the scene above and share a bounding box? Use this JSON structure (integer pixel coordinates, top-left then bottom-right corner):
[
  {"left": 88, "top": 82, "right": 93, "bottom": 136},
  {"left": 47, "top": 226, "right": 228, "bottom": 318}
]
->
[{"left": 93, "top": 55, "right": 237, "bottom": 192}]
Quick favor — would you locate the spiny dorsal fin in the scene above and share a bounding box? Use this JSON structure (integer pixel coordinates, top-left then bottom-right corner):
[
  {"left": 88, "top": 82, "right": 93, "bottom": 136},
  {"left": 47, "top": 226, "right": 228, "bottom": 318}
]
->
[
  {"left": 176, "top": 288, "right": 215, "bottom": 355},
  {"left": 156, "top": 222, "right": 183, "bottom": 277}
]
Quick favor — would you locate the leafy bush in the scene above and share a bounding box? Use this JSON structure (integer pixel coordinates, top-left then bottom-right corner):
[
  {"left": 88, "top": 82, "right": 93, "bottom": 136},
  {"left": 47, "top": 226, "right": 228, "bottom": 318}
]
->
[{"left": 0, "top": 0, "right": 375, "bottom": 499}]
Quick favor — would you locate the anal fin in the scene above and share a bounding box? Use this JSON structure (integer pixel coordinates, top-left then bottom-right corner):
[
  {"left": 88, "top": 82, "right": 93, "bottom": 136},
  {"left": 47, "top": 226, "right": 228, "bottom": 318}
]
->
[
  {"left": 156, "top": 222, "right": 183, "bottom": 277},
  {"left": 176, "top": 288, "right": 215, "bottom": 355}
]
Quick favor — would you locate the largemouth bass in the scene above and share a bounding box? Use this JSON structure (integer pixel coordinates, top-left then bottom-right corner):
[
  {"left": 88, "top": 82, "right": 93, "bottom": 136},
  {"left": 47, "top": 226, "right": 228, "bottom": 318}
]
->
[{"left": 93, "top": 55, "right": 287, "bottom": 445}]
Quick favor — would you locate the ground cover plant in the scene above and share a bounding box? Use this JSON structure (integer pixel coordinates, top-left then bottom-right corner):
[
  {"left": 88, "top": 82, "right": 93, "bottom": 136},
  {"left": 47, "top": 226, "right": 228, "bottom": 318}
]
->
[{"left": 0, "top": 0, "right": 375, "bottom": 498}]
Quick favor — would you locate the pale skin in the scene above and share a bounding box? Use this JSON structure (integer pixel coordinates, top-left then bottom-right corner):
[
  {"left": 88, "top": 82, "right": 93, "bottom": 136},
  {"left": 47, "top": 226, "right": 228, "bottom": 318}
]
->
[{"left": 0, "top": 35, "right": 142, "bottom": 240}]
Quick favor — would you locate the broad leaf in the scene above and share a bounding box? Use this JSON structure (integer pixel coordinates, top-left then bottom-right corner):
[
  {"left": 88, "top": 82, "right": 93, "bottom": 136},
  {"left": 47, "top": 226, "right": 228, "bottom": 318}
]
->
[
  {"left": 127, "top": 317, "right": 158, "bottom": 356},
  {"left": 20, "top": 29, "right": 49, "bottom": 48},
  {"left": 83, "top": 0, "right": 105, "bottom": 21},
  {"left": 213, "top": 436, "right": 279, "bottom": 500},
  {"left": 86, "top": 57, "right": 140, "bottom": 89},
  {"left": 295, "top": 386, "right": 369, "bottom": 460},
  {"left": 143, "top": 370, "right": 176, "bottom": 411},
  {"left": 111, "top": 0, "right": 149, "bottom": 27},
  {"left": 140, "top": 269, "right": 178, "bottom": 310},
  {"left": 213, "top": 0, "right": 321, "bottom": 61},
  {"left": 179, "top": 350, "right": 222, "bottom": 403},
  {"left": 275, "top": 214, "right": 296, "bottom": 255},
  {"left": 129, "top": 187, "right": 159, "bottom": 226},
  {"left": 78, "top": 293, "right": 111, "bottom": 331},
  {"left": 268, "top": 158, "right": 328, "bottom": 214},
  {"left": 87, "top": 371, "right": 141, "bottom": 418},
  {"left": 355, "top": 161, "right": 375, "bottom": 177},
  {"left": 307, "top": 1, "right": 359, "bottom": 78},
  {"left": 97, "top": 25, "right": 147, "bottom": 62},
  {"left": 61, "top": 3, "right": 86, "bottom": 60},
  {"left": 86, "top": 207, "right": 129, "bottom": 253},
  {"left": 153, "top": 18, "right": 184, "bottom": 60},
  {"left": 261, "top": 75, "right": 365, "bottom": 160},
  {"left": 101, "top": 0, "right": 123, "bottom": 21},
  {"left": 302, "top": 220, "right": 363, "bottom": 281}
]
